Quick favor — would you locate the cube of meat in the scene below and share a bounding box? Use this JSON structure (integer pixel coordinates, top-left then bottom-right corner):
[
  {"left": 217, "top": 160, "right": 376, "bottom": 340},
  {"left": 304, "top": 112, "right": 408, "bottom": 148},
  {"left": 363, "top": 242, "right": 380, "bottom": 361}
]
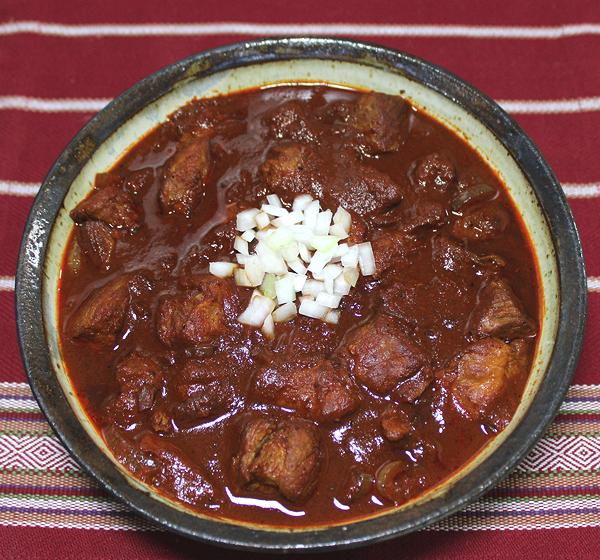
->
[
  {"left": 324, "top": 152, "right": 404, "bottom": 218},
  {"left": 372, "top": 200, "right": 446, "bottom": 232},
  {"left": 70, "top": 185, "right": 140, "bottom": 230},
  {"left": 108, "top": 352, "right": 164, "bottom": 428},
  {"left": 171, "top": 357, "right": 235, "bottom": 427},
  {"left": 380, "top": 405, "right": 412, "bottom": 442},
  {"left": 236, "top": 416, "right": 321, "bottom": 502},
  {"left": 267, "top": 100, "right": 318, "bottom": 143},
  {"left": 439, "top": 337, "right": 530, "bottom": 419},
  {"left": 348, "top": 92, "right": 410, "bottom": 153},
  {"left": 469, "top": 278, "right": 537, "bottom": 339},
  {"left": 451, "top": 203, "right": 509, "bottom": 241},
  {"left": 260, "top": 143, "right": 324, "bottom": 200},
  {"left": 156, "top": 276, "right": 235, "bottom": 347},
  {"left": 254, "top": 358, "right": 360, "bottom": 422},
  {"left": 76, "top": 220, "right": 115, "bottom": 270},
  {"left": 371, "top": 230, "right": 422, "bottom": 275},
  {"left": 343, "top": 315, "right": 429, "bottom": 397},
  {"left": 69, "top": 273, "right": 146, "bottom": 342},
  {"left": 410, "top": 153, "right": 456, "bottom": 192},
  {"left": 160, "top": 133, "right": 211, "bottom": 216},
  {"left": 138, "top": 434, "right": 214, "bottom": 506}
]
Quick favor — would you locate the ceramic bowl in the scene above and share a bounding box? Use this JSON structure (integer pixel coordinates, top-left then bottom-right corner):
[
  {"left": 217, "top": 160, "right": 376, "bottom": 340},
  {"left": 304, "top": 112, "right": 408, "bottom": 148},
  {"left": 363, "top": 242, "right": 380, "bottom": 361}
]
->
[{"left": 16, "top": 38, "right": 587, "bottom": 551}]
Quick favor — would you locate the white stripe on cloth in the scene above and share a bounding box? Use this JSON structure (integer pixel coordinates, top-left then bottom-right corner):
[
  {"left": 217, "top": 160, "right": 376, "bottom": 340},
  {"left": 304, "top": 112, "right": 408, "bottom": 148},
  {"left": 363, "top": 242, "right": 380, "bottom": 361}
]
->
[{"left": 1, "top": 21, "right": 600, "bottom": 39}]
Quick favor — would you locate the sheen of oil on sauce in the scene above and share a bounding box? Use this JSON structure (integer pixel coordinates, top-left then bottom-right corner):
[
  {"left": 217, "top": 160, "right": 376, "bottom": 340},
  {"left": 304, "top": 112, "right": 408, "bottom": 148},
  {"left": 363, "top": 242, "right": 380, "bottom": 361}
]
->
[{"left": 58, "top": 85, "right": 541, "bottom": 527}]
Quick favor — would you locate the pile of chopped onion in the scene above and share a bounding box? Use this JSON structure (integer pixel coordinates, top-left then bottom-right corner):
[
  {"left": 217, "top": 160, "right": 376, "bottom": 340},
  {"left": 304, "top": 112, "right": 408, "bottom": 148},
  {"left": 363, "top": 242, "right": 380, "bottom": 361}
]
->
[{"left": 209, "top": 193, "right": 376, "bottom": 338}]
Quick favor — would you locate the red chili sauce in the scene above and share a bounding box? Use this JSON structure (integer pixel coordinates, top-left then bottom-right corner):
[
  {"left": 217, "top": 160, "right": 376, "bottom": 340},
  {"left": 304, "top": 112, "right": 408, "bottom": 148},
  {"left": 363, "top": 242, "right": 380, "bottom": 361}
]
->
[{"left": 58, "top": 85, "right": 540, "bottom": 527}]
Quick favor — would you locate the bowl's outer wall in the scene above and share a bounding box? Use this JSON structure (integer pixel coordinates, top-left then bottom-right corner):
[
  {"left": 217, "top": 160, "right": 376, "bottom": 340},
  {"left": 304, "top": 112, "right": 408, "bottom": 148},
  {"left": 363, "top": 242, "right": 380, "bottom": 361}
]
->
[{"left": 16, "top": 38, "right": 587, "bottom": 552}]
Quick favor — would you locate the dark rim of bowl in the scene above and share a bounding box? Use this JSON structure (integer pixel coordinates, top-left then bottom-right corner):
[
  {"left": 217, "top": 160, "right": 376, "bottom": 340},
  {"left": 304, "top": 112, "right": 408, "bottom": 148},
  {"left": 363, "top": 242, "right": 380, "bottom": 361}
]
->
[{"left": 16, "top": 37, "right": 587, "bottom": 552}]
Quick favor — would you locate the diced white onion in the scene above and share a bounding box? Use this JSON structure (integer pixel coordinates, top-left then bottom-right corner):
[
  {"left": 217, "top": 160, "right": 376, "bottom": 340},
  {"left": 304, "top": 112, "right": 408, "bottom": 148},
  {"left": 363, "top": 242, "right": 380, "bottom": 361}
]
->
[
  {"left": 315, "top": 210, "right": 333, "bottom": 235},
  {"left": 329, "top": 223, "right": 349, "bottom": 239},
  {"left": 234, "top": 268, "right": 253, "bottom": 287},
  {"left": 266, "top": 194, "right": 283, "bottom": 208},
  {"left": 303, "top": 200, "right": 321, "bottom": 230},
  {"left": 241, "top": 229, "right": 256, "bottom": 242},
  {"left": 357, "top": 242, "right": 376, "bottom": 276},
  {"left": 236, "top": 208, "right": 259, "bottom": 231},
  {"left": 244, "top": 255, "right": 265, "bottom": 287},
  {"left": 292, "top": 194, "right": 313, "bottom": 212},
  {"left": 299, "top": 299, "right": 329, "bottom": 319},
  {"left": 288, "top": 259, "right": 307, "bottom": 275},
  {"left": 209, "top": 261, "right": 237, "bottom": 278},
  {"left": 324, "top": 309, "right": 340, "bottom": 325},
  {"left": 307, "top": 250, "right": 334, "bottom": 275},
  {"left": 302, "top": 278, "right": 325, "bottom": 297},
  {"left": 316, "top": 292, "right": 342, "bottom": 308},
  {"left": 275, "top": 275, "right": 296, "bottom": 305},
  {"left": 255, "top": 211, "right": 271, "bottom": 230},
  {"left": 272, "top": 302, "right": 297, "bottom": 323},
  {"left": 272, "top": 211, "right": 303, "bottom": 227},
  {"left": 216, "top": 193, "right": 375, "bottom": 331},
  {"left": 234, "top": 236, "right": 249, "bottom": 256},
  {"left": 341, "top": 245, "right": 359, "bottom": 268},
  {"left": 343, "top": 266, "right": 360, "bottom": 287},
  {"left": 261, "top": 203, "right": 288, "bottom": 217},
  {"left": 238, "top": 292, "right": 276, "bottom": 326},
  {"left": 334, "top": 274, "right": 351, "bottom": 295},
  {"left": 261, "top": 313, "right": 275, "bottom": 339}
]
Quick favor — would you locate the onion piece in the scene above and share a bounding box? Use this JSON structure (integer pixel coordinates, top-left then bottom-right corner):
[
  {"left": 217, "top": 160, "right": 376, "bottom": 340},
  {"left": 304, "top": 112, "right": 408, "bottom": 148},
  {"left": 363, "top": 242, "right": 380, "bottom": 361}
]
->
[
  {"left": 315, "top": 210, "right": 333, "bottom": 235},
  {"left": 234, "top": 236, "right": 249, "bottom": 255},
  {"left": 261, "top": 203, "right": 288, "bottom": 217},
  {"left": 241, "top": 229, "right": 256, "bottom": 242},
  {"left": 236, "top": 208, "right": 259, "bottom": 231},
  {"left": 357, "top": 242, "right": 376, "bottom": 276},
  {"left": 322, "top": 263, "right": 343, "bottom": 280},
  {"left": 272, "top": 302, "right": 297, "bottom": 323},
  {"left": 275, "top": 275, "right": 296, "bottom": 305},
  {"left": 238, "top": 292, "right": 276, "bottom": 327},
  {"left": 288, "top": 259, "right": 307, "bottom": 275},
  {"left": 303, "top": 200, "right": 321, "bottom": 230},
  {"left": 302, "top": 278, "right": 325, "bottom": 297},
  {"left": 255, "top": 211, "right": 271, "bottom": 230},
  {"left": 261, "top": 313, "right": 275, "bottom": 339},
  {"left": 333, "top": 206, "right": 352, "bottom": 232},
  {"left": 316, "top": 292, "right": 342, "bottom": 308},
  {"left": 209, "top": 261, "right": 237, "bottom": 278},
  {"left": 341, "top": 245, "right": 359, "bottom": 268},
  {"left": 329, "top": 223, "right": 349, "bottom": 239},
  {"left": 290, "top": 273, "right": 307, "bottom": 292},
  {"left": 260, "top": 273, "right": 276, "bottom": 299},
  {"left": 298, "top": 243, "right": 312, "bottom": 263},
  {"left": 343, "top": 266, "right": 360, "bottom": 287},
  {"left": 334, "top": 274, "right": 351, "bottom": 295},
  {"left": 236, "top": 254, "right": 251, "bottom": 265},
  {"left": 292, "top": 194, "right": 313, "bottom": 212},
  {"left": 266, "top": 193, "right": 283, "bottom": 208},
  {"left": 272, "top": 211, "right": 303, "bottom": 227},
  {"left": 299, "top": 299, "right": 329, "bottom": 319},
  {"left": 234, "top": 268, "right": 253, "bottom": 287},
  {"left": 244, "top": 255, "right": 265, "bottom": 286},
  {"left": 324, "top": 309, "right": 341, "bottom": 325},
  {"left": 307, "top": 250, "right": 335, "bottom": 275}
]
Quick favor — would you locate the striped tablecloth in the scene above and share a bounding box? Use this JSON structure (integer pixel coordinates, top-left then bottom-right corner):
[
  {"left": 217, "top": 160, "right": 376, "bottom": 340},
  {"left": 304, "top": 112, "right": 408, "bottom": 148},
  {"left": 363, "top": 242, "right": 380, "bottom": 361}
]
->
[{"left": 1, "top": 1, "right": 599, "bottom": 558}]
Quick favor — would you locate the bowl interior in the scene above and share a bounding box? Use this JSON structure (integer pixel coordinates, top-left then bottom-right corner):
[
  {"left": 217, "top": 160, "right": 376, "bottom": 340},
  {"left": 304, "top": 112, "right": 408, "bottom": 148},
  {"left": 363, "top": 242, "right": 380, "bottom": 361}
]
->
[{"left": 42, "top": 57, "right": 559, "bottom": 529}]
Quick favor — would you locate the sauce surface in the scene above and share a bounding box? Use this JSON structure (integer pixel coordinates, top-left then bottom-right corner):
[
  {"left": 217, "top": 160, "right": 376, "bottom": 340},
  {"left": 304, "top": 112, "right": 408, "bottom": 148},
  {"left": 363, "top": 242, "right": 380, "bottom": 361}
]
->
[{"left": 58, "top": 85, "right": 540, "bottom": 527}]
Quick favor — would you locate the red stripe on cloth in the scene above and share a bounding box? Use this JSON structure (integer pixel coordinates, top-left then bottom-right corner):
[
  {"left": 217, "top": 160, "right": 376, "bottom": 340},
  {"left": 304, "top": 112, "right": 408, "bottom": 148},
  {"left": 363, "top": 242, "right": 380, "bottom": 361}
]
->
[
  {"left": 3, "top": 0, "right": 600, "bottom": 26},
  {"left": 0, "top": 292, "right": 28, "bottom": 383},
  {"left": 2, "top": 524, "right": 600, "bottom": 560},
  {"left": 572, "top": 295, "right": 600, "bottom": 386},
  {"left": 2, "top": 35, "right": 600, "bottom": 100},
  {"left": 0, "top": 112, "right": 95, "bottom": 182}
]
